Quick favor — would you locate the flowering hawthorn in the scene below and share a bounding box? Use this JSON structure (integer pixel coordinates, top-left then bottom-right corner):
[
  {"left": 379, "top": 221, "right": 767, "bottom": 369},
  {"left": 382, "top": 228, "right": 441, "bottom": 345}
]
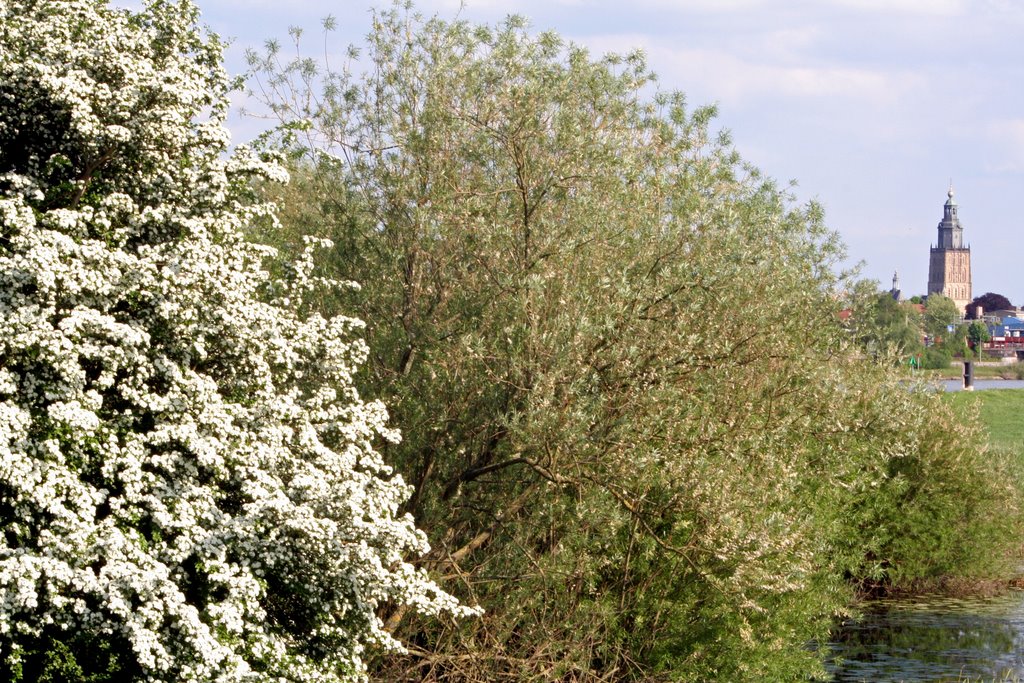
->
[{"left": 0, "top": 0, "right": 474, "bottom": 680}]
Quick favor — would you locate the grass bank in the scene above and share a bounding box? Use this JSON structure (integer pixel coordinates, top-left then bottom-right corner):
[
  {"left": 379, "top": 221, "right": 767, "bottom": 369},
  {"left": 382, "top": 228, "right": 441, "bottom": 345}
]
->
[{"left": 943, "top": 388, "right": 1024, "bottom": 453}]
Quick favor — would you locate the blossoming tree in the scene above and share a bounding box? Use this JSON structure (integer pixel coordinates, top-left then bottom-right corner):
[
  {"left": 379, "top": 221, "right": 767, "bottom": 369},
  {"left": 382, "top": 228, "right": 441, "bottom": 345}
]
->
[{"left": 0, "top": 0, "right": 473, "bottom": 680}]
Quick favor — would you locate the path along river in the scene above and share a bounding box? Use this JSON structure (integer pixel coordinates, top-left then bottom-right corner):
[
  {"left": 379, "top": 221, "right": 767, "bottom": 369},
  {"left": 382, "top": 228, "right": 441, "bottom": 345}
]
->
[{"left": 825, "top": 379, "right": 1024, "bottom": 682}]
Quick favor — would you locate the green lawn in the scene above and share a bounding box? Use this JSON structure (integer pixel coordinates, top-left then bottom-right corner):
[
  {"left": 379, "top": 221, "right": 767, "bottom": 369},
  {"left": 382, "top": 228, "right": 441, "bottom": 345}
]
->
[{"left": 944, "top": 389, "right": 1024, "bottom": 453}]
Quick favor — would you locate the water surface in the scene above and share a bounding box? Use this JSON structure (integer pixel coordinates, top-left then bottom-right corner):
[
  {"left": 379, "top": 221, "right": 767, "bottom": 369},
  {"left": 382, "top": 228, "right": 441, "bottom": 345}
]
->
[
  {"left": 826, "top": 591, "right": 1024, "bottom": 682},
  {"left": 941, "top": 379, "right": 1024, "bottom": 392}
]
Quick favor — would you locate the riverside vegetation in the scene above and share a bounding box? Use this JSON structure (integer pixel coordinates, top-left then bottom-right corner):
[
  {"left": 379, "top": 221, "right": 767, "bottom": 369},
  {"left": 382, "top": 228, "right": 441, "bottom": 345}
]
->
[
  {"left": 247, "top": 4, "right": 1024, "bottom": 681},
  {"left": 0, "top": 0, "right": 1020, "bottom": 681}
]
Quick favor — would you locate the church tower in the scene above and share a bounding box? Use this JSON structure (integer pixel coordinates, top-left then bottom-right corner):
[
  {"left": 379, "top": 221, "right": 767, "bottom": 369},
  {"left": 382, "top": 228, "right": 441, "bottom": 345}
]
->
[
  {"left": 890, "top": 270, "right": 902, "bottom": 301},
  {"left": 927, "top": 185, "right": 972, "bottom": 311}
]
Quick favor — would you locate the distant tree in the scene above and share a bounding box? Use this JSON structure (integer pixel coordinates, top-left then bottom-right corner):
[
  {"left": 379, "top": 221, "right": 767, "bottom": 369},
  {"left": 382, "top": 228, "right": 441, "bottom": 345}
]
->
[
  {"left": 845, "top": 283, "right": 923, "bottom": 360},
  {"left": 924, "top": 294, "right": 960, "bottom": 342},
  {"left": 966, "top": 292, "right": 1013, "bottom": 318},
  {"left": 967, "top": 320, "right": 991, "bottom": 354},
  {"left": 910, "top": 295, "right": 924, "bottom": 304}
]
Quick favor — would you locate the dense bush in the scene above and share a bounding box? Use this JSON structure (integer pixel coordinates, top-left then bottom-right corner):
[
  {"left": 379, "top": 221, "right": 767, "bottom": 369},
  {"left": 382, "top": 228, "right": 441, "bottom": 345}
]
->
[
  {"left": 249, "top": 6, "right": 1021, "bottom": 681},
  {"left": 0, "top": 1, "right": 473, "bottom": 680},
  {"left": 922, "top": 346, "right": 953, "bottom": 369}
]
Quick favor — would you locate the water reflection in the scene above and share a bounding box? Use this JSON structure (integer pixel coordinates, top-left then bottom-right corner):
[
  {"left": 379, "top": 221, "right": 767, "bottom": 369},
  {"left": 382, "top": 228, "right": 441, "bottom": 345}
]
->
[{"left": 825, "top": 591, "right": 1024, "bottom": 682}]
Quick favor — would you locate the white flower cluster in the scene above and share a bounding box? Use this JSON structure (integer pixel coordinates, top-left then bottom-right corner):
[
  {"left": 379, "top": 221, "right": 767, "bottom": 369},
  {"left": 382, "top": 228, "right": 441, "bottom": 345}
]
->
[{"left": 0, "top": 0, "right": 475, "bottom": 680}]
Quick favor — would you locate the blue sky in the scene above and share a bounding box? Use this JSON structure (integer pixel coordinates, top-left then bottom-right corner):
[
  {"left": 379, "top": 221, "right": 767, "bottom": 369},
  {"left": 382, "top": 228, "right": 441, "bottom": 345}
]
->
[{"left": 181, "top": 0, "right": 1024, "bottom": 304}]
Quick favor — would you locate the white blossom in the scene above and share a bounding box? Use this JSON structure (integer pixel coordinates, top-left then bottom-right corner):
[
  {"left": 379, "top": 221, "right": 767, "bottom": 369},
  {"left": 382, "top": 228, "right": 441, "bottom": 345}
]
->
[{"left": 0, "top": 0, "right": 476, "bottom": 679}]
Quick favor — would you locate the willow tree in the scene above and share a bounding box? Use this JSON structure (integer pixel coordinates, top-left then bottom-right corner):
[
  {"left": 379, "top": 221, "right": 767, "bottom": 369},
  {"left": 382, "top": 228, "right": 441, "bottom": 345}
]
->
[
  {"left": 0, "top": 1, "right": 475, "bottom": 680},
  {"left": 249, "top": 6, "right": 1019, "bottom": 680}
]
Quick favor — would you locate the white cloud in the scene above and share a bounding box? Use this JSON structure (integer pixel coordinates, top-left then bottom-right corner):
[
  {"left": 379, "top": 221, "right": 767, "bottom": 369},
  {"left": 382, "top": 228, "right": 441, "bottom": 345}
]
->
[
  {"left": 414, "top": 0, "right": 544, "bottom": 14},
  {"left": 431, "top": 0, "right": 967, "bottom": 16},
  {"left": 576, "top": 34, "right": 922, "bottom": 106},
  {"left": 984, "top": 119, "right": 1024, "bottom": 173},
  {"left": 827, "top": 0, "right": 965, "bottom": 15},
  {"left": 629, "top": 0, "right": 767, "bottom": 9}
]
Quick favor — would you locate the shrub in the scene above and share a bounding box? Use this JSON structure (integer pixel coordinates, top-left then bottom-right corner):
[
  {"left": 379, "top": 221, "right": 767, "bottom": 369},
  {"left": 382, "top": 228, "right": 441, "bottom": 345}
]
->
[
  {"left": 248, "top": 6, "right": 1022, "bottom": 679},
  {"left": 922, "top": 346, "right": 953, "bottom": 369},
  {"left": 0, "top": 1, "right": 473, "bottom": 680}
]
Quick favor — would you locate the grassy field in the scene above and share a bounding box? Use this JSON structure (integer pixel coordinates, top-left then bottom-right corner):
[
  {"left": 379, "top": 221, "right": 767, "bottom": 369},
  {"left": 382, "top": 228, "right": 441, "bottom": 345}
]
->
[{"left": 944, "top": 388, "right": 1024, "bottom": 452}]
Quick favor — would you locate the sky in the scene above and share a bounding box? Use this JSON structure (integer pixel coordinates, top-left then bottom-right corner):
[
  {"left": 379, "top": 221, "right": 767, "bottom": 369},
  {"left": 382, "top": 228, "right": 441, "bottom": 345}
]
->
[{"left": 173, "top": 0, "right": 1024, "bottom": 303}]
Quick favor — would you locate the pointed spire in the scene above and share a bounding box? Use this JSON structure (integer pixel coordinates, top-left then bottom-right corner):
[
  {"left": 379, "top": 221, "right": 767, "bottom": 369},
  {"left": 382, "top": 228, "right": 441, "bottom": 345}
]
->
[{"left": 938, "top": 183, "right": 963, "bottom": 247}]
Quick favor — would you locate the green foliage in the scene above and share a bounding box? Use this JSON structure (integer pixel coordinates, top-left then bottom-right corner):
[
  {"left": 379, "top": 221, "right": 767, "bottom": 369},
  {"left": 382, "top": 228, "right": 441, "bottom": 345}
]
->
[
  {"left": 844, "top": 283, "right": 924, "bottom": 361},
  {"left": 248, "top": 5, "right": 1022, "bottom": 680},
  {"left": 1, "top": 632, "right": 136, "bottom": 683},
  {"left": 967, "top": 321, "right": 991, "bottom": 355},
  {"left": 921, "top": 345, "right": 952, "bottom": 369},
  {"left": 821, "top": 381, "right": 1019, "bottom": 589},
  {"left": 924, "top": 294, "right": 959, "bottom": 341}
]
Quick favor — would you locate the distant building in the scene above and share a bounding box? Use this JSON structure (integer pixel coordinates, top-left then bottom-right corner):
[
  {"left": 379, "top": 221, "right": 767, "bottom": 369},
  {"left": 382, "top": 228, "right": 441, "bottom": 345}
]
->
[
  {"left": 927, "top": 185, "right": 972, "bottom": 311},
  {"left": 890, "top": 271, "right": 903, "bottom": 301},
  {"left": 989, "top": 308, "right": 1022, "bottom": 320},
  {"left": 984, "top": 316, "right": 1024, "bottom": 351}
]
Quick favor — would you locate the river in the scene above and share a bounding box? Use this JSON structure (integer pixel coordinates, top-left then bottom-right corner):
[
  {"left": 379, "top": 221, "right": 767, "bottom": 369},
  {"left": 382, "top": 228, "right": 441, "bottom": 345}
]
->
[
  {"left": 941, "top": 379, "right": 1024, "bottom": 392},
  {"left": 825, "top": 591, "right": 1024, "bottom": 682}
]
